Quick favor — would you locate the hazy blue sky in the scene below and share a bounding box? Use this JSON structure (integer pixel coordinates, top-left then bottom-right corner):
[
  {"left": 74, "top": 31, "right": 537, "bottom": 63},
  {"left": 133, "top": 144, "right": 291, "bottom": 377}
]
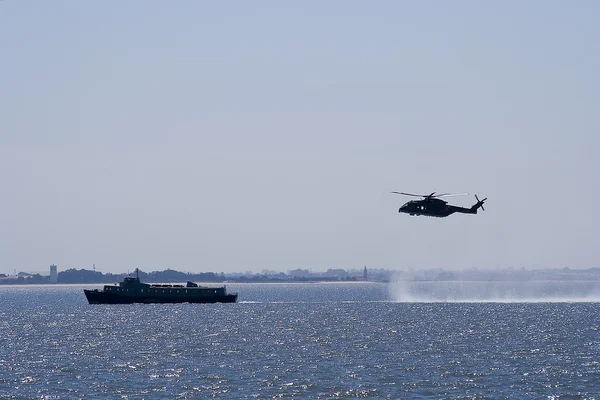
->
[{"left": 1, "top": 1, "right": 598, "bottom": 274}]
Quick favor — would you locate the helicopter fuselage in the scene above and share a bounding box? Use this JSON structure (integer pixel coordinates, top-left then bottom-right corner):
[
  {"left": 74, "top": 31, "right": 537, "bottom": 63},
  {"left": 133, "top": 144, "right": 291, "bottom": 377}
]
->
[{"left": 399, "top": 198, "right": 478, "bottom": 218}]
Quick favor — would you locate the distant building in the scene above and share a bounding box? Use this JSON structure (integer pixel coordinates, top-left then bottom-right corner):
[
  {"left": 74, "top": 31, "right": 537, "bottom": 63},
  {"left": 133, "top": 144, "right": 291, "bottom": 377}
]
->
[
  {"left": 50, "top": 264, "right": 58, "bottom": 283},
  {"left": 363, "top": 266, "right": 368, "bottom": 281},
  {"left": 288, "top": 269, "right": 312, "bottom": 278}
]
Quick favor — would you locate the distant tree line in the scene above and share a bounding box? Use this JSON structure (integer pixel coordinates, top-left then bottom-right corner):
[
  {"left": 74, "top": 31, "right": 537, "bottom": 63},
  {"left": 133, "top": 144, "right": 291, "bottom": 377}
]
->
[
  {"left": 2, "top": 266, "right": 600, "bottom": 285},
  {"left": 53, "top": 268, "right": 365, "bottom": 283},
  {"left": 54, "top": 268, "right": 227, "bottom": 284}
]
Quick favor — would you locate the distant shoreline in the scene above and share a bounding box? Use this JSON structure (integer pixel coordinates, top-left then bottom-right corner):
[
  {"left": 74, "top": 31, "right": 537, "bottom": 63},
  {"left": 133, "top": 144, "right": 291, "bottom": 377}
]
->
[
  {"left": 3, "top": 279, "right": 600, "bottom": 288},
  {"left": 3, "top": 266, "right": 599, "bottom": 286},
  {"left": 0, "top": 280, "right": 379, "bottom": 287}
]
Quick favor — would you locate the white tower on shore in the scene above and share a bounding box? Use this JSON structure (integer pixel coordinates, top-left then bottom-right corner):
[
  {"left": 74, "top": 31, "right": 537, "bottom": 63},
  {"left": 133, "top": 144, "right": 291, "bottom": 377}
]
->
[{"left": 50, "top": 264, "right": 58, "bottom": 283}]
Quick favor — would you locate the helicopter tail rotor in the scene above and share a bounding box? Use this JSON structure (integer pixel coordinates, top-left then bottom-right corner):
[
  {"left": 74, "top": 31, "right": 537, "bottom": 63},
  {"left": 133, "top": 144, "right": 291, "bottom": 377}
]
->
[{"left": 474, "top": 194, "right": 487, "bottom": 212}]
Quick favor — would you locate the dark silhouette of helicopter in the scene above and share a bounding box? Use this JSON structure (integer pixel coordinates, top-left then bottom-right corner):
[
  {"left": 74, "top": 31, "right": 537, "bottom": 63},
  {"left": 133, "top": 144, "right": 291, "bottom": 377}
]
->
[{"left": 391, "top": 192, "right": 487, "bottom": 217}]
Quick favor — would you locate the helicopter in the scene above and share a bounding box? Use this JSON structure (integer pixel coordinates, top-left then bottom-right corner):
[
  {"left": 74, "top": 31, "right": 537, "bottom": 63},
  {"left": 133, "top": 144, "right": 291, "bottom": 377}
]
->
[{"left": 391, "top": 192, "right": 487, "bottom": 218}]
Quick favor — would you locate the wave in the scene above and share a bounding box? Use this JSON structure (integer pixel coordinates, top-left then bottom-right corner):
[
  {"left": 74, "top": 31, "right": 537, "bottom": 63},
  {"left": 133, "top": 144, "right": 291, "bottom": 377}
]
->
[{"left": 388, "top": 280, "right": 600, "bottom": 303}]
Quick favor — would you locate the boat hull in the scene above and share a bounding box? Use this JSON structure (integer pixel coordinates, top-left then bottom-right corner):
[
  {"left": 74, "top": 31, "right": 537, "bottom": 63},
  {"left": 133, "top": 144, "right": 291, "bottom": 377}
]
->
[{"left": 84, "top": 289, "right": 237, "bottom": 304}]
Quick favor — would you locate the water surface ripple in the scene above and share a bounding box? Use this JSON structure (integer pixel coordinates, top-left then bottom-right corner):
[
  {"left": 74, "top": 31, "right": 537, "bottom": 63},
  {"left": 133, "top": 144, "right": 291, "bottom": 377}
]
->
[{"left": 1, "top": 283, "right": 599, "bottom": 398}]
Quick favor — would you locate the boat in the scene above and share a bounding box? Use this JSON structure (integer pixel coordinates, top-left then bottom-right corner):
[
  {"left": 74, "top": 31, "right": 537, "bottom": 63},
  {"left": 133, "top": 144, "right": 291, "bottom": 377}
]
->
[{"left": 83, "top": 270, "right": 238, "bottom": 304}]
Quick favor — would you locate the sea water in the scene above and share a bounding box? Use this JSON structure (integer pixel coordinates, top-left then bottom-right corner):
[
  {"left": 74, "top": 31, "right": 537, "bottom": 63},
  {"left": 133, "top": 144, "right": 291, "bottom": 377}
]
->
[{"left": 1, "top": 282, "right": 599, "bottom": 399}]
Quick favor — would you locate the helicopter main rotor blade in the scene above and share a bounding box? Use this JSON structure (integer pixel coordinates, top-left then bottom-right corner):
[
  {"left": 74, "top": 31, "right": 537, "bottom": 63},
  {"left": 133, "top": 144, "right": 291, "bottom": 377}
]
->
[
  {"left": 435, "top": 193, "right": 470, "bottom": 198},
  {"left": 391, "top": 191, "right": 470, "bottom": 198},
  {"left": 391, "top": 192, "right": 429, "bottom": 197}
]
